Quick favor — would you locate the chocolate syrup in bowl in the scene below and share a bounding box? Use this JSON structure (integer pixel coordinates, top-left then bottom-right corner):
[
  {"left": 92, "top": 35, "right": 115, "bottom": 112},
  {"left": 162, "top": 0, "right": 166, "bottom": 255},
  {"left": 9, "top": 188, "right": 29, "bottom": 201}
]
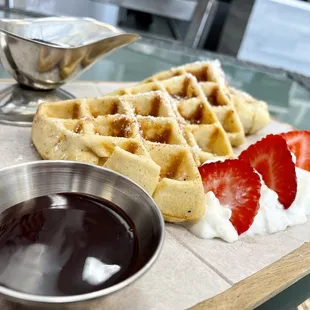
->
[{"left": 0, "top": 193, "right": 139, "bottom": 296}]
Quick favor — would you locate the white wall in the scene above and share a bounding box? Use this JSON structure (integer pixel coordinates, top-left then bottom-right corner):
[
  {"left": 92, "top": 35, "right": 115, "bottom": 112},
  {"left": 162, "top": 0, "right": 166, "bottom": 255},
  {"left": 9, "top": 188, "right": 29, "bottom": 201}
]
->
[{"left": 238, "top": 0, "right": 310, "bottom": 77}]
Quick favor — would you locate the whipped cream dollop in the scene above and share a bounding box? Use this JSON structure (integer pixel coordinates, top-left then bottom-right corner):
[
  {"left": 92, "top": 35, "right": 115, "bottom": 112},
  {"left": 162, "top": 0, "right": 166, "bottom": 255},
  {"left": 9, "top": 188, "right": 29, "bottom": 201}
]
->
[
  {"left": 183, "top": 192, "right": 238, "bottom": 243},
  {"left": 185, "top": 167, "right": 310, "bottom": 242},
  {"left": 245, "top": 169, "right": 309, "bottom": 236}
]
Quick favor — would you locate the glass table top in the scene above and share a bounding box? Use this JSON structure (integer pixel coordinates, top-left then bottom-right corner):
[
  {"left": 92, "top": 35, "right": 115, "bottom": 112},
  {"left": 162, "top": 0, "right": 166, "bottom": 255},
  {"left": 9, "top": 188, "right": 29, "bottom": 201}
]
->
[{"left": 0, "top": 33, "right": 309, "bottom": 310}]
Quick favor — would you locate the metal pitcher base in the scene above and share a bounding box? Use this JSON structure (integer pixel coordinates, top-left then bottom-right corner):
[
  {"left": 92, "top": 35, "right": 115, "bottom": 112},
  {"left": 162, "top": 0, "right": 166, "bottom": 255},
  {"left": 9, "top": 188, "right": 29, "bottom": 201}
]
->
[{"left": 0, "top": 84, "right": 74, "bottom": 126}]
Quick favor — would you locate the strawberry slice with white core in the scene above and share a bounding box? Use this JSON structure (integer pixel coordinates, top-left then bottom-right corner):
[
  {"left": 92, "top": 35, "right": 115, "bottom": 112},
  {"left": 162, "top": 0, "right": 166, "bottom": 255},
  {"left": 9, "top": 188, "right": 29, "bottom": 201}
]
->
[
  {"left": 239, "top": 134, "right": 297, "bottom": 209},
  {"left": 281, "top": 130, "right": 310, "bottom": 172},
  {"left": 199, "top": 159, "right": 261, "bottom": 235}
]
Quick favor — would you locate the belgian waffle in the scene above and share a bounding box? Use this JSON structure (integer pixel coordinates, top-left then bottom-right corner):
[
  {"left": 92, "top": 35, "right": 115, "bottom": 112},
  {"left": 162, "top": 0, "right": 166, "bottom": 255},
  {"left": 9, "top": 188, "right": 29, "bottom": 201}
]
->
[
  {"left": 109, "top": 74, "right": 245, "bottom": 148},
  {"left": 32, "top": 91, "right": 215, "bottom": 223},
  {"left": 140, "top": 60, "right": 271, "bottom": 135}
]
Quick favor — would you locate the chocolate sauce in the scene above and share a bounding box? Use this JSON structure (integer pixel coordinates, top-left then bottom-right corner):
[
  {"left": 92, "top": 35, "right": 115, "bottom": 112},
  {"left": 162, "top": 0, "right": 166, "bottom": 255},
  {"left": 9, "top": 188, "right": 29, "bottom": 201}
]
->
[{"left": 0, "top": 193, "right": 139, "bottom": 296}]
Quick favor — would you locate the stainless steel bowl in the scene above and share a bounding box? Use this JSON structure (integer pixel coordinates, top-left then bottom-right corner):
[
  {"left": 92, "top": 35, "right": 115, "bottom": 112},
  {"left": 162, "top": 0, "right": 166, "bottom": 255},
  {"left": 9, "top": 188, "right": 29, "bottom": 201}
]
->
[
  {"left": 0, "top": 161, "right": 164, "bottom": 309},
  {"left": 0, "top": 17, "right": 139, "bottom": 90}
]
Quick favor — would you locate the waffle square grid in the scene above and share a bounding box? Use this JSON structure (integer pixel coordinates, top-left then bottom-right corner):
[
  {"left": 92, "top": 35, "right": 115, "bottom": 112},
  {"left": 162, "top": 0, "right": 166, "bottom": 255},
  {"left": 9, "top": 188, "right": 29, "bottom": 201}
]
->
[
  {"left": 110, "top": 73, "right": 245, "bottom": 148},
  {"left": 32, "top": 91, "right": 216, "bottom": 222},
  {"left": 139, "top": 60, "right": 271, "bottom": 135}
]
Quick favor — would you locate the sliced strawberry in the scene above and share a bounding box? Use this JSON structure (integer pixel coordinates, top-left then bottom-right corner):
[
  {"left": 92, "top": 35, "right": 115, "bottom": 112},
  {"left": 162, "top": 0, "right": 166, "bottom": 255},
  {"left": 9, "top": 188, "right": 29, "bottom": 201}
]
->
[
  {"left": 199, "top": 159, "right": 261, "bottom": 235},
  {"left": 280, "top": 130, "right": 310, "bottom": 172},
  {"left": 239, "top": 134, "right": 297, "bottom": 209}
]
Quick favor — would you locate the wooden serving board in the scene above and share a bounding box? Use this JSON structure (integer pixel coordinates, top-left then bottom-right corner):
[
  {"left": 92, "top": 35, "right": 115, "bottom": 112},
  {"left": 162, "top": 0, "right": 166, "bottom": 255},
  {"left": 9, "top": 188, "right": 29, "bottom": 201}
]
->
[{"left": 1, "top": 81, "right": 310, "bottom": 310}]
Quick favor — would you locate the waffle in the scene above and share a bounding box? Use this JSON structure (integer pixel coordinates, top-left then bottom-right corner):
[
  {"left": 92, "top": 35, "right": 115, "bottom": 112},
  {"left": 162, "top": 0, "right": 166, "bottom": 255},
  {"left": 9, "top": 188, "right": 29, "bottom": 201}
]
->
[
  {"left": 109, "top": 73, "right": 244, "bottom": 148},
  {"left": 32, "top": 91, "right": 210, "bottom": 223},
  {"left": 141, "top": 60, "right": 271, "bottom": 135},
  {"left": 228, "top": 87, "right": 271, "bottom": 134}
]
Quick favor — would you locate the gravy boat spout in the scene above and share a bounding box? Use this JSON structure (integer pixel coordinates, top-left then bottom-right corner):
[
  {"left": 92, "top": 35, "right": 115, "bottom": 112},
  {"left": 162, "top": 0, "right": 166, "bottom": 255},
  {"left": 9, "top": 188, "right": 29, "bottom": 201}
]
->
[{"left": 0, "top": 17, "right": 140, "bottom": 90}]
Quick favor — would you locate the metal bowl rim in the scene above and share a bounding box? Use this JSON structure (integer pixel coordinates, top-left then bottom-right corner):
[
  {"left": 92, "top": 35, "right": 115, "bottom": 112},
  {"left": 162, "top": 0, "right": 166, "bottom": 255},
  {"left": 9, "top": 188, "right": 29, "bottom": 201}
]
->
[{"left": 0, "top": 160, "right": 165, "bottom": 304}]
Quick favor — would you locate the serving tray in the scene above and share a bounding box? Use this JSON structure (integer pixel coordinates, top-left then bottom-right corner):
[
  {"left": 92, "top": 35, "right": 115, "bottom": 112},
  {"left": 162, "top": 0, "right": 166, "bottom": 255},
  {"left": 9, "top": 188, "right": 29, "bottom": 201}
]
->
[{"left": 0, "top": 81, "right": 309, "bottom": 310}]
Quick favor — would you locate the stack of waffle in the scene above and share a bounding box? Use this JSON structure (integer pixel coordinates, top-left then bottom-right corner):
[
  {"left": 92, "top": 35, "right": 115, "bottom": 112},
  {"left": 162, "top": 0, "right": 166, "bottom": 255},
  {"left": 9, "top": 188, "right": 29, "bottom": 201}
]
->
[
  {"left": 32, "top": 60, "right": 271, "bottom": 222},
  {"left": 115, "top": 60, "right": 270, "bottom": 136}
]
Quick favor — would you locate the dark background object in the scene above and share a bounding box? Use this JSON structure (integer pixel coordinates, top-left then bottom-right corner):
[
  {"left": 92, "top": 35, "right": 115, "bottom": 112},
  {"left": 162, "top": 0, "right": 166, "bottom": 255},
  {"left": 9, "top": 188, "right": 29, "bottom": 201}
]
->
[{"left": 204, "top": 0, "right": 232, "bottom": 51}]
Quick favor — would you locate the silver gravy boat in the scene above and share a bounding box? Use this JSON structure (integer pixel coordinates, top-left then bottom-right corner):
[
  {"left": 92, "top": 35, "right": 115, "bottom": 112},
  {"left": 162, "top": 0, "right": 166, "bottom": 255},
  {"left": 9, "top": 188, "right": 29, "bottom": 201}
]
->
[
  {"left": 0, "top": 17, "right": 139, "bottom": 124},
  {"left": 0, "top": 16, "right": 139, "bottom": 90}
]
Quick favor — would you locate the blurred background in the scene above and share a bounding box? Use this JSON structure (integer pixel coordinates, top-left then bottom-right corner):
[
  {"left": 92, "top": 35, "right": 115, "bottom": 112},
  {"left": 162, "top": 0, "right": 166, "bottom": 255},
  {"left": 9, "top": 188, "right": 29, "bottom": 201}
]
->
[{"left": 1, "top": 0, "right": 310, "bottom": 77}]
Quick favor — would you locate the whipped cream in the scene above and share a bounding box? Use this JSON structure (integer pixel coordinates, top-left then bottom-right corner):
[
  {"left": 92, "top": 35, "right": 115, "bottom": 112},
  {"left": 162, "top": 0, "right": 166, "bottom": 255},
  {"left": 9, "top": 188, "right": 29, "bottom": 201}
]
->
[
  {"left": 246, "top": 167, "right": 310, "bottom": 236},
  {"left": 185, "top": 167, "right": 310, "bottom": 242},
  {"left": 183, "top": 192, "right": 238, "bottom": 243}
]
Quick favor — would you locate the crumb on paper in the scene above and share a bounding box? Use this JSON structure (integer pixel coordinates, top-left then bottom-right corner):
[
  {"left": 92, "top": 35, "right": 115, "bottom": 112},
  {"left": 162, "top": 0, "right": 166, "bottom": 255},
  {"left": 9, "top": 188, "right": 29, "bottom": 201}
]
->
[{"left": 15, "top": 155, "right": 23, "bottom": 162}]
